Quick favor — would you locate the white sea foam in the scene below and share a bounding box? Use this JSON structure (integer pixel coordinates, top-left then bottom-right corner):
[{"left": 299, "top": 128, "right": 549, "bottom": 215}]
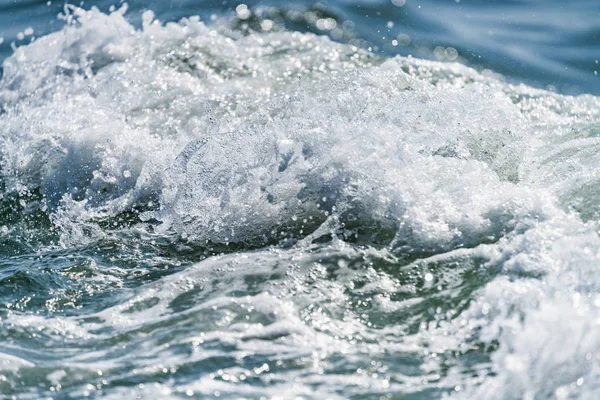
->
[{"left": 2, "top": 5, "right": 600, "bottom": 398}]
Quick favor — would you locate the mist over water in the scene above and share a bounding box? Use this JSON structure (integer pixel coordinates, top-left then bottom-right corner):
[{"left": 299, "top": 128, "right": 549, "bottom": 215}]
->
[{"left": 1, "top": 1, "right": 600, "bottom": 399}]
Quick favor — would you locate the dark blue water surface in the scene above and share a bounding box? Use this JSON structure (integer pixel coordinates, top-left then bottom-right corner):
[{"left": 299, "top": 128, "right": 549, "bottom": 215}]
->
[{"left": 0, "top": 0, "right": 599, "bottom": 95}]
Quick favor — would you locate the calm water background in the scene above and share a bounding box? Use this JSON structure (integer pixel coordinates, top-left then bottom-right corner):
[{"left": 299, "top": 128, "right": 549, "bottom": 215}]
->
[{"left": 0, "top": 0, "right": 599, "bottom": 95}]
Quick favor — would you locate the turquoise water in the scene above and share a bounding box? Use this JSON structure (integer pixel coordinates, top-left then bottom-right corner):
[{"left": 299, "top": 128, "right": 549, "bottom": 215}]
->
[{"left": 1, "top": 2, "right": 600, "bottom": 399}]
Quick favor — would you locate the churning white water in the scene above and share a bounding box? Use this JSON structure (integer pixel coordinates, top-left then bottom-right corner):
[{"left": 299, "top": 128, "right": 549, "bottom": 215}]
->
[{"left": 1, "top": 5, "right": 600, "bottom": 399}]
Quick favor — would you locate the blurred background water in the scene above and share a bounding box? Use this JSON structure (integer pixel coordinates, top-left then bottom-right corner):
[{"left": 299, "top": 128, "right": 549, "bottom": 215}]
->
[{"left": 0, "top": 0, "right": 599, "bottom": 95}]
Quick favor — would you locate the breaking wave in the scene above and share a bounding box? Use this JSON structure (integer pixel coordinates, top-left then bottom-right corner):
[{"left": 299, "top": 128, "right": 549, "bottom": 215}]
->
[{"left": 1, "top": 5, "right": 600, "bottom": 399}]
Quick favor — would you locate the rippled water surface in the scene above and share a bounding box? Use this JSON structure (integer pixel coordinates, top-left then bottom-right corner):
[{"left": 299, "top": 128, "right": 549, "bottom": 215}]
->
[
  {"left": 1, "top": 0, "right": 599, "bottom": 94},
  {"left": 1, "top": 1, "right": 600, "bottom": 399}
]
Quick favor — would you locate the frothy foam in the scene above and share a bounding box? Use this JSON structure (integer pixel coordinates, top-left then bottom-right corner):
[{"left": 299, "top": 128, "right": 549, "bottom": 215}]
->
[{"left": 1, "top": 5, "right": 600, "bottom": 399}]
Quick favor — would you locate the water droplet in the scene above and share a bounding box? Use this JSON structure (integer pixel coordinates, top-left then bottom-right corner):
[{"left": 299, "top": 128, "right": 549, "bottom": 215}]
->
[
  {"left": 236, "top": 4, "right": 250, "bottom": 20},
  {"left": 261, "top": 19, "right": 274, "bottom": 31},
  {"left": 397, "top": 33, "right": 411, "bottom": 46}
]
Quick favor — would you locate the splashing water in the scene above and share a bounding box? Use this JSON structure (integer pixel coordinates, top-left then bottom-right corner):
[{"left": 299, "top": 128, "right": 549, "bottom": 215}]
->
[{"left": 1, "top": 5, "right": 600, "bottom": 399}]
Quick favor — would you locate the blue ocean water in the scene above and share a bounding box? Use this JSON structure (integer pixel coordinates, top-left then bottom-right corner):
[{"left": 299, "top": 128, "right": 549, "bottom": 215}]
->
[
  {"left": 0, "top": 0, "right": 599, "bottom": 94},
  {"left": 2, "top": 1, "right": 600, "bottom": 399}
]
